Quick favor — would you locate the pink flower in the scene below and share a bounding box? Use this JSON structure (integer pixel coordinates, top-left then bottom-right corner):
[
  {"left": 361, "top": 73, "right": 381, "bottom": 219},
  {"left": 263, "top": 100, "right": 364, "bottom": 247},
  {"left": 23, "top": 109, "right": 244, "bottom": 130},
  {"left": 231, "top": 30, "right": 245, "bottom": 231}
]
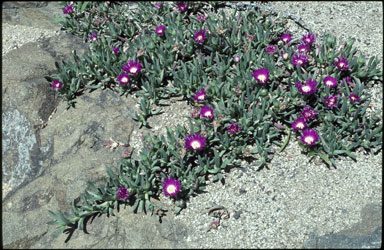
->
[
  {"left": 298, "top": 44, "right": 309, "bottom": 54},
  {"left": 349, "top": 94, "right": 360, "bottom": 103},
  {"left": 116, "top": 186, "right": 130, "bottom": 200},
  {"left": 300, "top": 106, "right": 318, "bottom": 121},
  {"left": 252, "top": 68, "right": 269, "bottom": 84},
  {"left": 116, "top": 73, "right": 130, "bottom": 85},
  {"left": 291, "top": 53, "right": 309, "bottom": 67},
  {"left": 194, "top": 29, "right": 206, "bottom": 44},
  {"left": 295, "top": 78, "right": 318, "bottom": 95},
  {"left": 156, "top": 25, "right": 166, "bottom": 36},
  {"left": 292, "top": 117, "right": 307, "bottom": 131},
  {"left": 266, "top": 45, "right": 277, "bottom": 54},
  {"left": 122, "top": 60, "right": 142, "bottom": 75},
  {"left": 324, "top": 95, "right": 338, "bottom": 108},
  {"left": 192, "top": 88, "right": 206, "bottom": 101},
  {"left": 177, "top": 3, "right": 187, "bottom": 12},
  {"left": 163, "top": 178, "right": 181, "bottom": 196},
  {"left": 302, "top": 33, "right": 316, "bottom": 46},
  {"left": 51, "top": 80, "right": 63, "bottom": 89},
  {"left": 323, "top": 75, "right": 338, "bottom": 88},
  {"left": 185, "top": 133, "right": 207, "bottom": 151},
  {"left": 281, "top": 33, "right": 292, "bottom": 44},
  {"left": 227, "top": 122, "right": 241, "bottom": 134},
  {"left": 335, "top": 57, "right": 350, "bottom": 71},
  {"left": 200, "top": 106, "right": 214, "bottom": 119},
  {"left": 300, "top": 129, "right": 319, "bottom": 146}
]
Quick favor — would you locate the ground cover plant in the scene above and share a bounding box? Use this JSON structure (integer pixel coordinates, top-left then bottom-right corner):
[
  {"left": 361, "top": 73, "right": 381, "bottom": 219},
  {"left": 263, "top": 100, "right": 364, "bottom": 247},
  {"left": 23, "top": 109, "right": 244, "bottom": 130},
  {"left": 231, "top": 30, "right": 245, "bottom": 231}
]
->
[{"left": 47, "top": 1, "right": 382, "bottom": 238}]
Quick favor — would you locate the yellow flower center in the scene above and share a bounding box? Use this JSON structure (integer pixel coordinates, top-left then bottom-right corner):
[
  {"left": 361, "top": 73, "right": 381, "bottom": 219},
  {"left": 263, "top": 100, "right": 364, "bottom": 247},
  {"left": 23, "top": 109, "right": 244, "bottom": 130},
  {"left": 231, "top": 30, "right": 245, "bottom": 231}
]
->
[
  {"left": 302, "top": 85, "right": 311, "bottom": 92},
  {"left": 297, "top": 59, "right": 303, "bottom": 65},
  {"left": 198, "top": 95, "right": 205, "bottom": 100},
  {"left": 204, "top": 111, "right": 212, "bottom": 117},
  {"left": 191, "top": 140, "right": 201, "bottom": 149},
  {"left": 166, "top": 185, "right": 176, "bottom": 194},
  {"left": 122, "top": 77, "right": 128, "bottom": 83},
  {"left": 197, "top": 35, "right": 203, "bottom": 41},
  {"left": 339, "top": 62, "right": 344, "bottom": 67},
  {"left": 130, "top": 67, "right": 138, "bottom": 74},
  {"left": 304, "top": 136, "right": 314, "bottom": 144},
  {"left": 297, "top": 122, "right": 304, "bottom": 129},
  {"left": 258, "top": 75, "right": 266, "bottom": 83},
  {"left": 326, "top": 80, "right": 334, "bottom": 87}
]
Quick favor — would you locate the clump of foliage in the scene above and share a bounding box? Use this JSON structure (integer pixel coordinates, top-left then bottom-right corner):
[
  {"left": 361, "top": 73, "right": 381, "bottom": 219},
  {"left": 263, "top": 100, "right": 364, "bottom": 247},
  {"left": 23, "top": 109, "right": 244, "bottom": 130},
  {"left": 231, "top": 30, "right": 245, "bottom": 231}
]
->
[{"left": 47, "top": 1, "right": 382, "bottom": 238}]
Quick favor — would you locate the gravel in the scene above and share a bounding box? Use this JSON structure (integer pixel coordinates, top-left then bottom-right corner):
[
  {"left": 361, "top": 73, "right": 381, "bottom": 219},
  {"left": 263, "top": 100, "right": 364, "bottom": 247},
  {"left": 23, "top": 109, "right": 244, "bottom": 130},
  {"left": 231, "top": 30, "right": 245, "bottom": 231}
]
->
[{"left": 2, "top": 1, "right": 382, "bottom": 248}]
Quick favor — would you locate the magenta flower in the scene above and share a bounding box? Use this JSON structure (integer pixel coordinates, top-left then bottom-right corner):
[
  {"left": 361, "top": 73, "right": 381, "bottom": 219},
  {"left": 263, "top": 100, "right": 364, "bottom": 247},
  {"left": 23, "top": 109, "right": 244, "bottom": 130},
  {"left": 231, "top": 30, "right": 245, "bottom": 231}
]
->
[
  {"left": 193, "top": 88, "right": 206, "bottom": 101},
  {"left": 89, "top": 33, "right": 98, "bottom": 42},
  {"left": 156, "top": 25, "right": 166, "bottom": 36},
  {"left": 122, "top": 60, "right": 142, "bottom": 75},
  {"left": 292, "top": 117, "right": 307, "bottom": 131},
  {"left": 295, "top": 78, "right": 318, "bottom": 95},
  {"left": 227, "top": 122, "right": 241, "bottom": 134},
  {"left": 281, "top": 33, "right": 292, "bottom": 44},
  {"left": 233, "top": 56, "right": 241, "bottom": 62},
  {"left": 194, "top": 29, "right": 206, "bottom": 44},
  {"left": 280, "top": 50, "right": 289, "bottom": 60},
  {"left": 298, "top": 44, "right": 309, "bottom": 54},
  {"left": 323, "top": 75, "right": 338, "bottom": 88},
  {"left": 300, "top": 106, "right": 318, "bottom": 121},
  {"left": 302, "top": 33, "right": 316, "bottom": 46},
  {"left": 324, "top": 95, "right": 338, "bottom": 108},
  {"left": 349, "top": 94, "right": 360, "bottom": 103},
  {"left": 63, "top": 4, "right": 73, "bottom": 14},
  {"left": 155, "top": 3, "right": 163, "bottom": 8},
  {"left": 253, "top": 68, "right": 269, "bottom": 84},
  {"left": 197, "top": 14, "right": 207, "bottom": 22},
  {"left": 185, "top": 133, "right": 207, "bottom": 151},
  {"left": 335, "top": 57, "right": 350, "bottom": 71},
  {"left": 200, "top": 106, "right": 214, "bottom": 119},
  {"left": 300, "top": 129, "right": 319, "bottom": 146},
  {"left": 116, "top": 186, "right": 130, "bottom": 200},
  {"left": 177, "top": 3, "right": 187, "bottom": 12},
  {"left": 291, "top": 53, "right": 309, "bottom": 67},
  {"left": 266, "top": 45, "right": 277, "bottom": 54},
  {"left": 113, "top": 46, "right": 120, "bottom": 55},
  {"left": 163, "top": 178, "right": 181, "bottom": 197},
  {"left": 116, "top": 73, "right": 130, "bottom": 85},
  {"left": 51, "top": 80, "right": 63, "bottom": 89}
]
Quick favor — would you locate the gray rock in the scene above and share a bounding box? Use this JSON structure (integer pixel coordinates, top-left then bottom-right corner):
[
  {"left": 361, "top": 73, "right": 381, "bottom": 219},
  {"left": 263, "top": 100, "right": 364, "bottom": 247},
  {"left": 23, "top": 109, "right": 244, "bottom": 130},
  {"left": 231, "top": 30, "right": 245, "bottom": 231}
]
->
[
  {"left": 2, "top": 33, "right": 88, "bottom": 201},
  {"left": 303, "top": 203, "right": 382, "bottom": 249},
  {"left": 2, "top": 2, "right": 63, "bottom": 29},
  {"left": 2, "top": 1, "right": 49, "bottom": 9}
]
